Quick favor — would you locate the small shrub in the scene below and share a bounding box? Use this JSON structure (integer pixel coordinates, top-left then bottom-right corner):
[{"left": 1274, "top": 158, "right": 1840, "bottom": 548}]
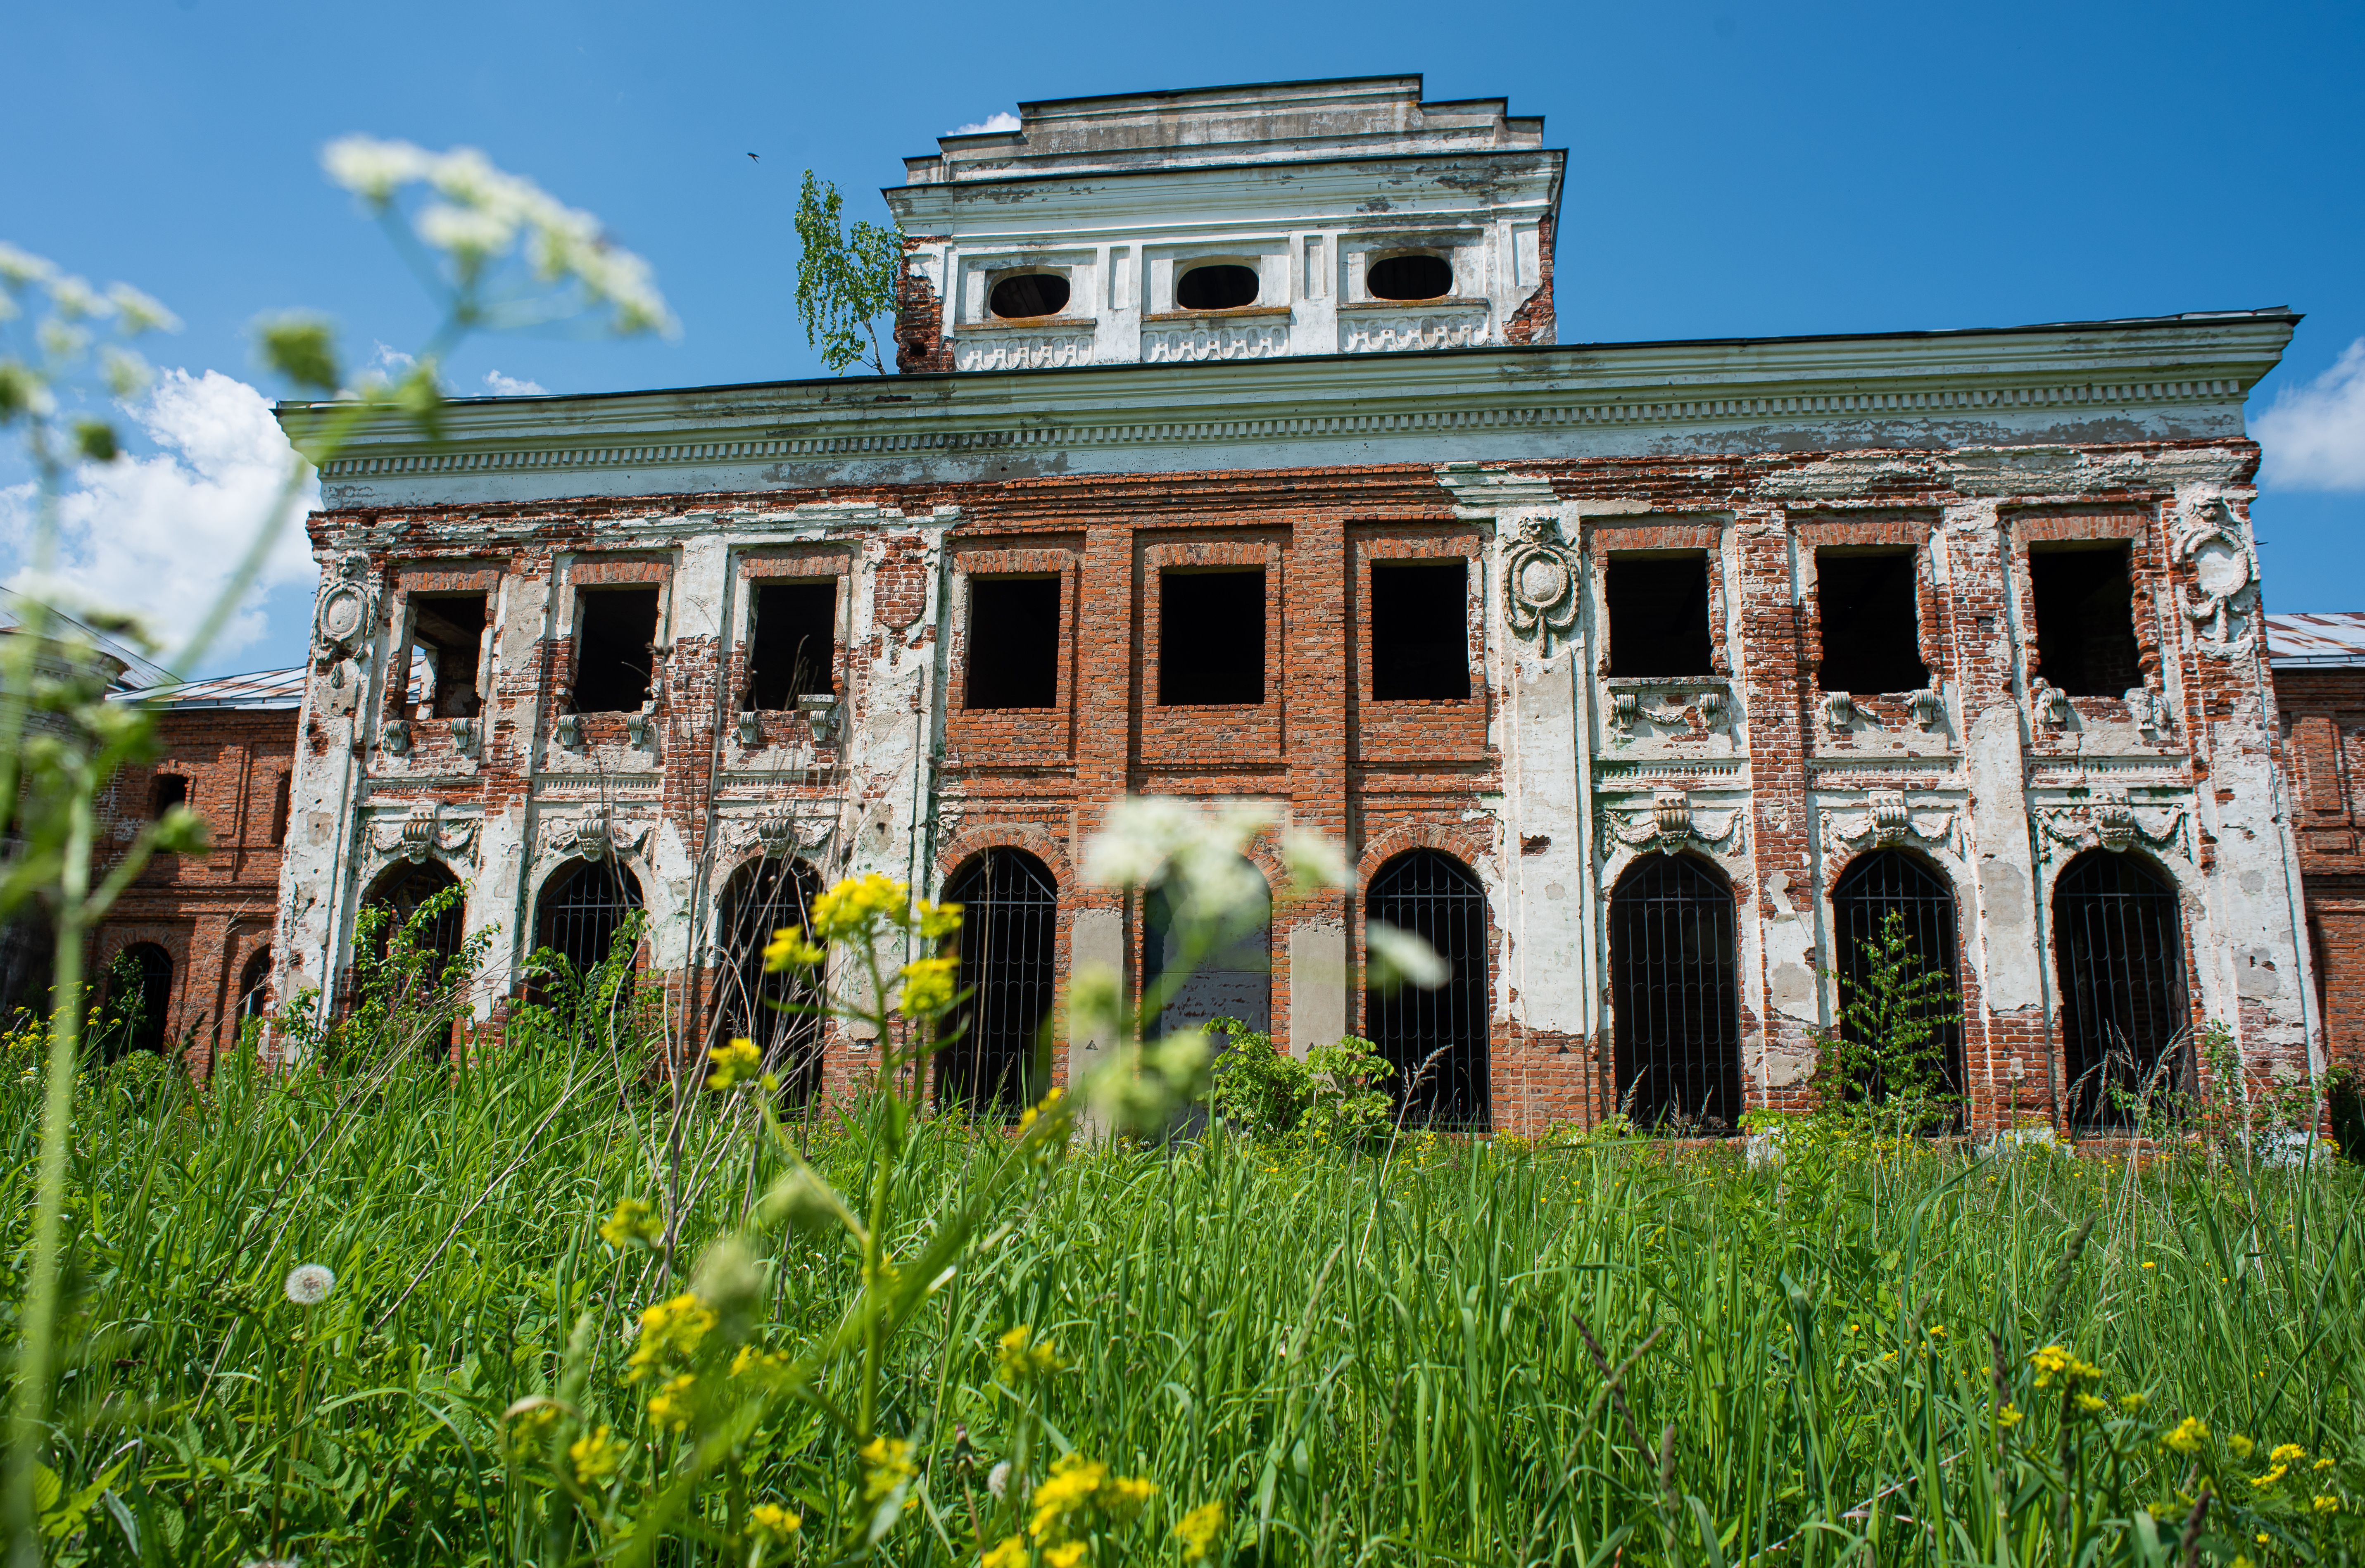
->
[{"left": 1207, "top": 1016, "right": 1394, "bottom": 1149}]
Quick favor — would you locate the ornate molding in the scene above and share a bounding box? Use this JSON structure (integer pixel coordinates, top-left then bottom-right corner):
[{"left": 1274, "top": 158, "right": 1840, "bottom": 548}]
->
[
  {"left": 2171, "top": 498, "right": 2258, "bottom": 657},
  {"left": 2035, "top": 789, "right": 2187, "bottom": 858},
  {"left": 1598, "top": 789, "right": 1743, "bottom": 857},
  {"left": 369, "top": 801, "right": 477, "bottom": 864},
  {"left": 1503, "top": 517, "right": 1580, "bottom": 654},
  {"left": 542, "top": 808, "right": 650, "bottom": 863},
  {"left": 727, "top": 805, "right": 837, "bottom": 861},
  {"left": 1339, "top": 304, "right": 1489, "bottom": 353},
  {"left": 2031, "top": 680, "right": 2071, "bottom": 728},
  {"left": 1824, "top": 789, "right": 1956, "bottom": 856},
  {"left": 951, "top": 325, "right": 1095, "bottom": 372},
  {"left": 1907, "top": 688, "right": 1947, "bottom": 732},
  {"left": 1144, "top": 318, "right": 1293, "bottom": 363},
  {"left": 1604, "top": 678, "right": 1732, "bottom": 736},
  {"left": 312, "top": 551, "right": 376, "bottom": 657}
]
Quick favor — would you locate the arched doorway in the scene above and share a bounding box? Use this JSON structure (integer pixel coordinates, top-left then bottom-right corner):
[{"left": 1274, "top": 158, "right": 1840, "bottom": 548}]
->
[
  {"left": 1364, "top": 849, "right": 1491, "bottom": 1127},
  {"left": 937, "top": 849, "right": 1058, "bottom": 1114},
  {"left": 1143, "top": 855, "right": 1271, "bottom": 1040},
  {"left": 1830, "top": 849, "right": 1964, "bottom": 1108},
  {"left": 105, "top": 943, "right": 174, "bottom": 1056},
  {"left": 537, "top": 857, "right": 645, "bottom": 975},
  {"left": 1608, "top": 854, "right": 1740, "bottom": 1132},
  {"left": 2053, "top": 851, "right": 2189, "bottom": 1126},
  {"left": 713, "top": 858, "right": 825, "bottom": 1101},
  {"left": 364, "top": 860, "right": 468, "bottom": 979},
  {"left": 237, "top": 948, "right": 273, "bottom": 1026}
]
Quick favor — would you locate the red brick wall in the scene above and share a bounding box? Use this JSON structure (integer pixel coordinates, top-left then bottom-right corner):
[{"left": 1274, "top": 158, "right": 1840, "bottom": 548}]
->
[{"left": 2274, "top": 665, "right": 2365, "bottom": 1081}]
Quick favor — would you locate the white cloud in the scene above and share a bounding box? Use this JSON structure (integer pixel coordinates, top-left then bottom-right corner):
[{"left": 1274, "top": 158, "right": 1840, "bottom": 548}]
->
[
  {"left": 950, "top": 110, "right": 1020, "bottom": 135},
  {"left": 2256, "top": 338, "right": 2365, "bottom": 492},
  {"left": 0, "top": 369, "right": 320, "bottom": 664},
  {"left": 366, "top": 340, "right": 416, "bottom": 379},
  {"left": 483, "top": 369, "right": 547, "bottom": 396}
]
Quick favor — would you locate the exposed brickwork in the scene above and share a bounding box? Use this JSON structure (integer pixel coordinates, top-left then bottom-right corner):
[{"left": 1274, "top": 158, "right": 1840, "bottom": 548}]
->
[
  {"left": 2272, "top": 665, "right": 2365, "bottom": 1085},
  {"left": 1499, "top": 208, "right": 1556, "bottom": 347},
  {"left": 894, "top": 237, "right": 952, "bottom": 374}
]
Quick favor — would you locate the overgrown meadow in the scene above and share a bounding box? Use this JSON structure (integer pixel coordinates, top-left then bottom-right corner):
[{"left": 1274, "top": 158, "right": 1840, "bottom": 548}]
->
[{"left": 4, "top": 987, "right": 2360, "bottom": 1567}]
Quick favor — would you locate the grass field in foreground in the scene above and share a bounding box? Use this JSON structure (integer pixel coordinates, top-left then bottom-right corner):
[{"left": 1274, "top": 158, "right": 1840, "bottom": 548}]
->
[{"left": 4, "top": 1033, "right": 2360, "bottom": 1567}]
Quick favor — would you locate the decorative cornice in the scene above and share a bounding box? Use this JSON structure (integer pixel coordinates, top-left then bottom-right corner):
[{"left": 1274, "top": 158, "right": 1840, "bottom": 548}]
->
[
  {"left": 1597, "top": 789, "right": 1744, "bottom": 858},
  {"left": 1823, "top": 790, "right": 1956, "bottom": 857},
  {"left": 368, "top": 801, "right": 477, "bottom": 864}
]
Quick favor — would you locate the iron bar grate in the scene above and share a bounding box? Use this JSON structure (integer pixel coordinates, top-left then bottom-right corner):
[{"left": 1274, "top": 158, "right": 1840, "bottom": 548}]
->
[
  {"left": 2054, "top": 851, "right": 2189, "bottom": 1127},
  {"left": 1609, "top": 854, "right": 1741, "bottom": 1132},
  {"left": 938, "top": 849, "right": 1058, "bottom": 1114},
  {"left": 1364, "top": 850, "right": 1491, "bottom": 1128}
]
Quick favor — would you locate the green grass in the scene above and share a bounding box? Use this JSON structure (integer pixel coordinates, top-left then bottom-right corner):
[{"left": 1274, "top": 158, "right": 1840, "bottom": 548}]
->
[{"left": 5, "top": 1030, "right": 2361, "bottom": 1566}]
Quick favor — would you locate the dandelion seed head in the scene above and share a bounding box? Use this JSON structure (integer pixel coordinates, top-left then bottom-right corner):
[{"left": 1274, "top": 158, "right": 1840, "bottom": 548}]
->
[
  {"left": 283, "top": 1263, "right": 335, "bottom": 1307},
  {"left": 987, "top": 1459, "right": 1012, "bottom": 1499}
]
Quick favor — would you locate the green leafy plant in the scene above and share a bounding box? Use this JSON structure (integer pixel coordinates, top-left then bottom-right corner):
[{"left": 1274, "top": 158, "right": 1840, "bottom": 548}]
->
[
  {"left": 1814, "top": 908, "right": 1963, "bottom": 1133},
  {"left": 793, "top": 171, "right": 899, "bottom": 375},
  {"left": 1207, "top": 1017, "right": 1394, "bottom": 1150}
]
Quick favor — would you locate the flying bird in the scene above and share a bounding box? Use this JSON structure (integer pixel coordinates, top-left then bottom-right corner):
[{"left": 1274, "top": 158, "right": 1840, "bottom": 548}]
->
[{"left": 747, "top": 152, "right": 760, "bottom": 162}]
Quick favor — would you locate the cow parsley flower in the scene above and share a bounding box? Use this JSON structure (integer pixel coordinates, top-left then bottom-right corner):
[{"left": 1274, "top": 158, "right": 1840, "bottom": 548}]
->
[{"left": 283, "top": 1263, "right": 335, "bottom": 1306}]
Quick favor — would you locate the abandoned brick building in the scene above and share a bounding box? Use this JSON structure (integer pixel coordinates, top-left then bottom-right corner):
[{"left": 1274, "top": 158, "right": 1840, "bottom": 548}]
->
[{"left": 257, "top": 74, "right": 2324, "bottom": 1135}]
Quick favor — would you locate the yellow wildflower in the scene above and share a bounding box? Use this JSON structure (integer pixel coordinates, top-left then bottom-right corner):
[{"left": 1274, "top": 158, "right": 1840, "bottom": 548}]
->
[
  {"left": 2029, "top": 1345, "right": 2103, "bottom": 1388},
  {"left": 570, "top": 1424, "right": 624, "bottom": 1484},
  {"left": 916, "top": 898, "right": 963, "bottom": 940},
  {"left": 982, "top": 1538, "right": 1029, "bottom": 1568},
  {"left": 811, "top": 873, "right": 910, "bottom": 940},
  {"left": 2163, "top": 1416, "right": 2209, "bottom": 1454},
  {"left": 2253, "top": 1464, "right": 2289, "bottom": 1488},
  {"left": 749, "top": 1502, "right": 802, "bottom": 1542},
  {"left": 2317, "top": 1456, "right": 2337, "bottom": 1471},
  {"left": 2142, "top": 1261, "right": 2156, "bottom": 1269},
  {"left": 1017, "top": 1087, "right": 1065, "bottom": 1136},
  {"left": 1106, "top": 1473, "right": 1157, "bottom": 1522},
  {"left": 2075, "top": 1393, "right": 2109, "bottom": 1415},
  {"left": 2258, "top": 1533, "right": 2273, "bottom": 1545},
  {"left": 1177, "top": 1501, "right": 1226, "bottom": 1563},
  {"left": 2231, "top": 1435, "right": 2256, "bottom": 1460},
  {"left": 996, "top": 1325, "right": 1064, "bottom": 1384},
  {"left": 1031, "top": 1452, "right": 1109, "bottom": 1541},
  {"left": 629, "top": 1293, "right": 717, "bottom": 1381},
  {"left": 2120, "top": 1392, "right": 2148, "bottom": 1412},
  {"left": 1995, "top": 1403, "right": 2024, "bottom": 1429},
  {"left": 732, "top": 1344, "right": 789, "bottom": 1382},
  {"left": 1043, "top": 1546, "right": 1086, "bottom": 1568},
  {"left": 2270, "top": 1443, "right": 2306, "bottom": 1465},
  {"left": 598, "top": 1195, "right": 663, "bottom": 1249},
  {"left": 763, "top": 924, "right": 827, "bottom": 972},
  {"left": 2316, "top": 1495, "right": 2342, "bottom": 1514},
  {"left": 898, "top": 956, "right": 958, "bottom": 1018},
  {"left": 707, "top": 1036, "right": 762, "bottom": 1090},
  {"left": 861, "top": 1435, "right": 917, "bottom": 1503},
  {"left": 647, "top": 1373, "right": 697, "bottom": 1432},
  {"left": 2234, "top": 1557, "right": 2256, "bottom": 1568}
]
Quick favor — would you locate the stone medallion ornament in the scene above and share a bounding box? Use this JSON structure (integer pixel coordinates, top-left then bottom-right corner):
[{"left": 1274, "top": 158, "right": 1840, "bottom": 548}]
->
[
  {"left": 314, "top": 552, "right": 376, "bottom": 657},
  {"left": 1504, "top": 518, "right": 1580, "bottom": 653},
  {"left": 2172, "top": 499, "right": 2257, "bottom": 657}
]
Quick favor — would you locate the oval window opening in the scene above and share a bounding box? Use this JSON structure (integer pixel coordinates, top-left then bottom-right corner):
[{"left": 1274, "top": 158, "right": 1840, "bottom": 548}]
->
[
  {"left": 1366, "top": 254, "right": 1453, "bottom": 302},
  {"left": 989, "top": 273, "right": 1071, "bottom": 320},
  {"left": 1175, "top": 264, "right": 1260, "bottom": 311}
]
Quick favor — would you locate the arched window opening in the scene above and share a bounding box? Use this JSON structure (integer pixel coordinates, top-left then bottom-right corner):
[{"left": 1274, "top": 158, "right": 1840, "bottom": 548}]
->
[
  {"left": 1366, "top": 253, "right": 1453, "bottom": 301},
  {"left": 537, "top": 858, "right": 645, "bottom": 975},
  {"left": 1609, "top": 854, "right": 1740, "bottom": 1132},
  {"left": 1143, "top": 855, "right": 1271, "bottom": 1041},
  {"left": 714, "top": 859, "right": 825, "bottom": 1101},
  {"left": 1176, "top": 264, "right": 1259, "bottom": 311},
  {"left": 989, "top": 272, "right": 1071, "bottom": 320},
  {"left": 365, "top": 860, "right": 468, "bottom": 977},
  {"left": 938, "top": 849, "right": 1058, "bottom": 1114},
  {"left": 2053, "top": 851, "right": 2189, "bottom": 1126},
  {"left": 105, "top": 943, "right": 174, "bottom": 1056},
  {"left": 1365, "top": 849, "right": 1491, "bottom": 1127},
  {"left": 1830, "top": 850, "right": 1964, "bottom": 1114},
  {"left": 238, "top": 948, "right": 273, "bottom": 1023}
]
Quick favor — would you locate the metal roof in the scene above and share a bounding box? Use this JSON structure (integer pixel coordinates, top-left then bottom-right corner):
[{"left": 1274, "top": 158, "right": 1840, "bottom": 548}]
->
[
  {"left": 115, "top": 666, "right": 308, "bottom": 710},
  {"left": 2265, "top": 612, "right": 2365, "bottom": 668}
]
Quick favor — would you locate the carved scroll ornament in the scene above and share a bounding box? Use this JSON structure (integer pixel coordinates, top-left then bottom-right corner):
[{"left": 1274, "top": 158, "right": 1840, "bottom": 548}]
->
[
  {"left": 2172, "top": 499, "right": 2258, "bottom": 657},
  {"left": 1503, "top": 518, "right": 1580, "bottom": 653},
  {"left": 1598, "top": 789, "right": 1743, "bottom": 857},
  {"left": 542, "top": 808, "right": 650, "bottom": 863},
  {"left": 313, "top": 551, "right": 377, "bottom": 658},
  {"left": 1824, "top": 790, "right": 1956, "bottom": 856},
  {"left": 369, "top": 801, "right": 478, "bottom": 864},
  {"left": 2036, "top": 789, "right": 2187, "bottom": 857}
]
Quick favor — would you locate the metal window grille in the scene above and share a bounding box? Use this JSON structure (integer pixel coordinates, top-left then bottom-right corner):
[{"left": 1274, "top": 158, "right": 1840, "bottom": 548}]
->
[
  {"left": 713, "top": 860, "right": 824, "bottom": 1101},
  {"left": 938, "top": 849, "right": 1058, "bottom": 1114},
  {"left": 1142, "top": 862, "right": 1272, "bottom": 1039},
  {"left": 1831, "top": 850, "right": 1964, "bottom": 1105},
  {"left": 1609, "top": 854, "right": 1742, "bottom": 1132},
  {"left": 2053, "top": 851, "right": 2189, "bottom": 1127},
  {"left": 1364, "top": 849, "right": 1491, "bottom": 1128},
  {"left": 108, "top": 942, "right": 174, "bottom": 1056},
  {"left": 538, "top": 858, "right": 644, "bottom": 975},
  {"left": 368, "top": 861, "right": 468, "bottom": 977}
]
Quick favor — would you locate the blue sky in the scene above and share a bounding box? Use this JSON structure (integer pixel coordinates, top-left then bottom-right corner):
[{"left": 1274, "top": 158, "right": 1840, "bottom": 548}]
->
[{"left": 5, "top": 0, "right": 2361, "bottom": 675}]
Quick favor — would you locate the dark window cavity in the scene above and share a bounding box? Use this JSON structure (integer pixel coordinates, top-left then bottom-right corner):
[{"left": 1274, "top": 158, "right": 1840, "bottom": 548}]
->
[
  {"left": 1609, "top": 854, "right": 1741, "bottom": 1132},
  {"left": 152, "top": 773, "right": 188, "bottom": 819},
  {"left": 366, "top": 859, "right": 468, "bottom": 980},
  {"left": 1816, "top": 549, "right": 1927, "bottom": 693},
  {"left": 104, "top": 943, "right": 174, "bottom": 1057},
  {"left": 2054, "top": 851, "right": 2189, "bottom": 1127},
  {"left": 1176, "top": 264, "right": 1259, "bottom": 311},
  {"left": 238, "top": 948, "right": 273, "bottom": 1022},
  {"left": 409, "top": 593, "right": 487, "bottom": 717},
  {"left": 1159, "top": 569, "right": 1265, "bottom": 706},
  {"left": 537, "top": 858, "right": 644, "bottom": 975},
  {"left": 1364, "top": 849, "right": 1491, "bottom": 1128},
  {"left": 571, "top": 586, "right": 661, "bottom": 713},
  {"left": 1831, "top": 850, "right": 1963, "bottom": 1111},
  {"left": 2028, "top": 544, "right": 2142, "bottom": 697},
  {"left": 714, "top": 859, "right": 824, "bottom": 1101},
  {"left": 748, "top": 581, "right": 837, "bottom": 710},
  {"left": 938, "top": 848, "right": 1059, "bottom": 1114},
  {"left": 965, "top": 575, "right": 1062, "bottom": 710},
  {"left": 1370, "top": 560, "right": 1471, "bottom": 701},
  {"left": 1366, "top": 253, "right": 1453, "bottom": 301},
  {"left": 269, "top": 773, "right": 291, "bottom": 848},
  {"left": 989, "top": 272, "right": 1070, "bottom": 319},
  {"left": 1606, "top": 554, "right": 1715, "bottom": 678},
  {"left": 1144, "top": 856, "right": 1272, "bottom": 1042}
]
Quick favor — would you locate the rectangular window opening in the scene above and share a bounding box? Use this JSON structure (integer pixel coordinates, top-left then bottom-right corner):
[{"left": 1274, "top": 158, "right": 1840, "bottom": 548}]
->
[
  {"left": 570, "top": 586, "right": 661, "bottom": 713},
  {"left": 1816, "top": 549, "right": 1927, "bottom": 693},
  {"left": 1605, "top": 554, "right": 1714, "bottom": 678},
  {"left": 269, "top": 773, "right": 291, "bottom": 847},
  {"left": 152, "top": 773, "right": 188, "bottom": 819},
  {"left": 409, "top": 593, "right": 487, "bottom": 718},
  {"left": 748, "top": 580, "right": 838, "bottom": 710},
  {"left": 964, "top": 575, "right": 1061, "bottom": 710},
  {"left": 2028, "top": 543, "right": 2141, "bottom": 697},
  {"left": 1158, "top": 568, "right": 1266, "bottom": 706},
  {"left": 1371, "top": 559, "right": 1472, "bottom": 700}
]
